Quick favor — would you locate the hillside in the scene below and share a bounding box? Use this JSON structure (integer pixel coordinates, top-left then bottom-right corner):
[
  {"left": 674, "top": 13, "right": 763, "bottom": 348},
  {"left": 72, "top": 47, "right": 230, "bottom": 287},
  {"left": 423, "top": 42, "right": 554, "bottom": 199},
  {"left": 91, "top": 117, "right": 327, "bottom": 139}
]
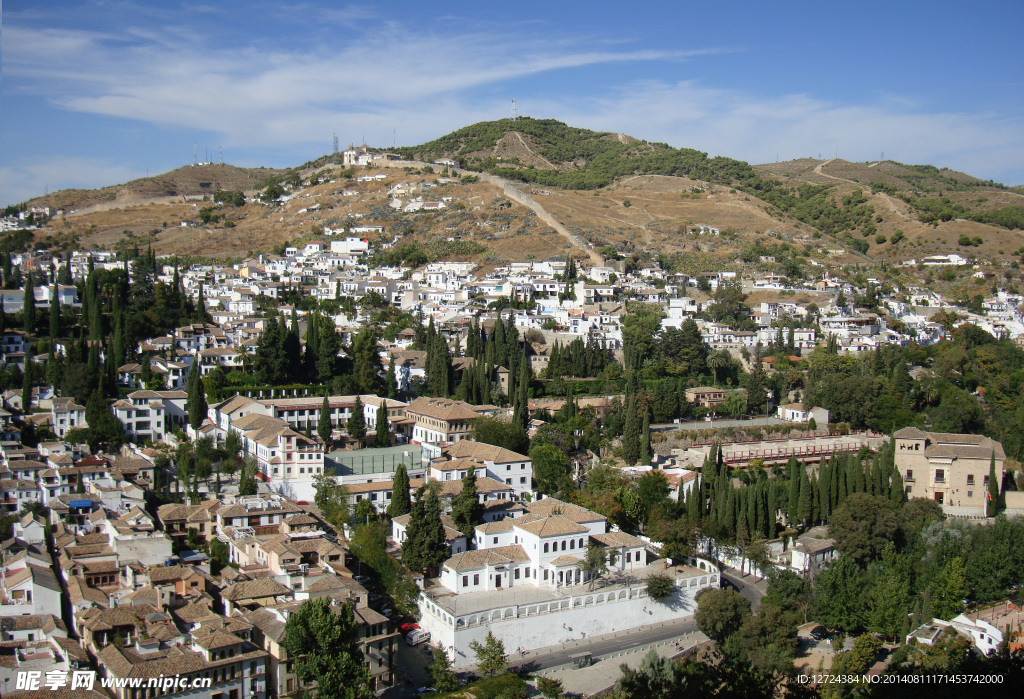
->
[
  {"left": 7, "top": 119, "right": 1023, "bottom": 286},
  {"left": 399, "top": 118, "right": 1024, "bottom": 260},
  {"left": 23, "top": 164, "right": 285, "bottom": 213}
]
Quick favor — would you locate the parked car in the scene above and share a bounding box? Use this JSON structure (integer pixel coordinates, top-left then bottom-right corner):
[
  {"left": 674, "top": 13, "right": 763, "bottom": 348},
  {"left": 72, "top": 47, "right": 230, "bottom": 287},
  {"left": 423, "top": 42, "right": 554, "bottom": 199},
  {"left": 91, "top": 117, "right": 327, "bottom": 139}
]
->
[
  {"left": 399, "top": 622, "right": 419, "bottom": 633},
  {"left": 810, "top": 626, "right": 828, "bottom": 641},
  {"left": 354, "top": 575, "right": 371, "bottom": 585},
  {"left": 295, "top": 500, "right": 309, "bottom": 506},
  {"left": 406, "top": 629, "right": 430, "bottom": 646}
]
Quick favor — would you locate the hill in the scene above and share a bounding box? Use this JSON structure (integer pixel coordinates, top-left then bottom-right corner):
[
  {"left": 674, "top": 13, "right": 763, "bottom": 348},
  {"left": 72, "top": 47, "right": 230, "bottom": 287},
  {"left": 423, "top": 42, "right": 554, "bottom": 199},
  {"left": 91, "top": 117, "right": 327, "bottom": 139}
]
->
[
  {"left": 8, "top": 119, "right": 1024, "bottom": 282},
  {"left": 23, "top": 164, "right": 285, "bottom": 213},
  {"left": 399, "top": 119, "right": 1024, "bottom": 256}
]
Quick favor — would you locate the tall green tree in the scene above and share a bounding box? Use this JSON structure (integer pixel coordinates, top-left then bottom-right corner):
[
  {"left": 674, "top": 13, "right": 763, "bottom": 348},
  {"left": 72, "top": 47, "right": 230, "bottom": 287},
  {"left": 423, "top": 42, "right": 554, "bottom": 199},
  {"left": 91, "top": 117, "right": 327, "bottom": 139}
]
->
[
  {"left": 49, "top": 283, "right": 61, "bottom": 350},
  {"left": 318, "top": 394, "right": 333, "bottom": 446},
  {"left": 312, "top": 471, "right": 347, "bottom": 527},
  {"left": 987, "top": 451, "right": 999, "bottom": 517},
  {"left": 387, "top": 463, "right": 411, "bottom": 518},
  {"left": 813, "top": 555, "right": 866, "bottom": 632},
  {"left": 347, "top": 396, "right": 366, "bottom": 441},
  {"left": 931, "top": 556, "right": 969, "bottom": 620},
  {"left": 530, "top": 443, "right": 570, "bottom": 495},
  {"left": 450, "top": 466, "right": 484, "bottom": 538},
  {"left": 22, "top": 273, "right": 36, "bottom": 334},
  {"left": 186, "top": 359, "right": 208, "bottom": 429},
  {"left": 374, "top": 401, "right": 390, "bottom": 448},
  {"left": 828, "top": 493, "right": 899, "bottom": 567},
  {"left": 694, "top": 588, "right": 751, "bottom": 644},
  {"left": 867, "top": 544, "right": 912, "bottom": 639},
  {"left": 469, "top": 631, "right": 507, "bottom": 678},
  {"left": 621, "top": 392, "right": 641, "bottom": 466},
  {"left": 281, "top": 597, "right": 372, "bottom": 699}
]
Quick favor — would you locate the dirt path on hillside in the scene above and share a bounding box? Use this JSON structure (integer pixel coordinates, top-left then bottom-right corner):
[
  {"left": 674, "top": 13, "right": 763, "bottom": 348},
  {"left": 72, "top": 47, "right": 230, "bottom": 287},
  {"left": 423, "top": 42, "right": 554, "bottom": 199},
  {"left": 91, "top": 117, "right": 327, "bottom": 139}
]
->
[
  {"left": 813, "top": 160, "right": 909, "bottom": 219},
  {"left": 379, "top": 158, "right": 603, "bottom": 264},
  {"left": 511, "top": 131, "right": 557, "bottom": 169}
]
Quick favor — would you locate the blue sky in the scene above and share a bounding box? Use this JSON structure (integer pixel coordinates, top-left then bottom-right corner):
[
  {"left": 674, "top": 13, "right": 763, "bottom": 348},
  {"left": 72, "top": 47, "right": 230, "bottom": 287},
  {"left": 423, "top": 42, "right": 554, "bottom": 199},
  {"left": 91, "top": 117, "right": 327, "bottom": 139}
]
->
[{"left": 3, "top": 0, "right": 1023, "bottom": 206}]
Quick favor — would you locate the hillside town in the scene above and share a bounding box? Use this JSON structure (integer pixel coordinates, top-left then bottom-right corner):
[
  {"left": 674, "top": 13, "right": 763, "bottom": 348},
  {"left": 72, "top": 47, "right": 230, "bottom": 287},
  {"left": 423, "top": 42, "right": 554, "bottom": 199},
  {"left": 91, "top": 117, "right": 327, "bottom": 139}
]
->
[{"left": 2, "top": 194, "right": 1024, "bottom": 697}]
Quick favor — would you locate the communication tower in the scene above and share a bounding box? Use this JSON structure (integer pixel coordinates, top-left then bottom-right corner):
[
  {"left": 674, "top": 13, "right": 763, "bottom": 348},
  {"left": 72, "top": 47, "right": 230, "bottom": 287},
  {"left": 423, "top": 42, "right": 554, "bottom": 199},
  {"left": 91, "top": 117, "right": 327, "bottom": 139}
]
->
[{"left": 511, "top": 99, "right": 519, "bottom": 121}]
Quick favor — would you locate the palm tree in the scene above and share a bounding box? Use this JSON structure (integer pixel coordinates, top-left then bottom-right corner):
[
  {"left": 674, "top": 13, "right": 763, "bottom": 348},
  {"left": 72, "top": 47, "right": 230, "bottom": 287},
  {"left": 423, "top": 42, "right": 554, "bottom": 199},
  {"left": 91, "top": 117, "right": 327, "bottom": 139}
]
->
[
  {"left": 707, "top": 350, "right": 730, "bottom": 385},
  {"left": 234, "top": 346, "right": 252, "bottom": 375}
]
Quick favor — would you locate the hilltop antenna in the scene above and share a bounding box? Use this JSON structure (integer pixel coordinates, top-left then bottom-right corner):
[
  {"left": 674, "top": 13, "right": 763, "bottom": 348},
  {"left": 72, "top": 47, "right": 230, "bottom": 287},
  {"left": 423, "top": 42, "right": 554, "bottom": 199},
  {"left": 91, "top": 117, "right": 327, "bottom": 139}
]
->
[
  {"left": 881, "top": 151, "right": 885, "bottom": 161},
  {"left": 510, "top": 98, "right": 519, "bottom": 121},
  {"left": 193, "top": 142, "right": 197, "bottom": 166},
  {"left": 220, "top": 146, "right": 223, "bottom": 164},
  {"left": 332, "top": 133, "right": 339, "bottom": 155}
]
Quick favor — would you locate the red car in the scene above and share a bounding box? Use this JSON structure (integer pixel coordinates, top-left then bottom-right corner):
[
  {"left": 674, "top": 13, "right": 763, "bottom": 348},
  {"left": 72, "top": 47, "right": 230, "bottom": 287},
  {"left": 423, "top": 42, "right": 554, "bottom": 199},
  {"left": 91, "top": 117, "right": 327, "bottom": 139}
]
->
[
  {"left": 399, "top": 622, "right": 419, "bottom": 633},
  {"left": 295, "top": 501, "right": 309, "bottom": 506}
]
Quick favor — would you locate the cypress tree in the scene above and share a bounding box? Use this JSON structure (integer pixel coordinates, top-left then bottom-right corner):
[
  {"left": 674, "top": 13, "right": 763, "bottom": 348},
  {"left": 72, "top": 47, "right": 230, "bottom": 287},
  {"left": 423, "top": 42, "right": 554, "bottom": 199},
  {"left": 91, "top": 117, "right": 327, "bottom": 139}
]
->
[
  {"left": 987, "top": 450, "right": 999, "bottom": 517},
  {"left": 48, "top": 283, "right": 61, "bottom": 352},
  {"left": 640, "top": 411, "right": 652, "bottom": 465},
  {"left": 451, "top": 465, "right": 484, "bottom": 538},
  {"left": 797, "top": 467, "right": 812, "bottom": 528},
  {"left": 388, "top": 463, "right": 411, "bottom": 517},
  {"left": 421, "top": 490, "right": 450, "bottom": 574},
  {"left": 375, "top": 401, "right": 390, "bottom": 448},
  {"left": 401, "top": 492, "right": 428, "bottom": 572},
  {"left": 23, "top": 273, "right": 36, "bottom": 335},
  {"left": 767, "top": 483, "right": 778, "bottom": 539},
  {"left": 386, "top": 355, "right": 398, "bottom": 399},
  {"left": 722, "top": 487, "right": 735, "bottom": 536},
  {"left": 186, "top": 359, "right": 207, "bottom": 429},
  {"left": 890, "top": 468, "right": 905, "bottom": 506},
  {"left": 22, "top": 355, "right": 34, "bottom": 411},
  {"left": 347, "top": 396, "right": 366, "bottom": 441},
  {"left": 318, "top": 394, "right": 332, "bottom": 446},
  {"left": 621, "top": 393, "right": 641, "bottom": 466},
  {"left": 787, "top": 458, "right": 801, "bottom": 526}
]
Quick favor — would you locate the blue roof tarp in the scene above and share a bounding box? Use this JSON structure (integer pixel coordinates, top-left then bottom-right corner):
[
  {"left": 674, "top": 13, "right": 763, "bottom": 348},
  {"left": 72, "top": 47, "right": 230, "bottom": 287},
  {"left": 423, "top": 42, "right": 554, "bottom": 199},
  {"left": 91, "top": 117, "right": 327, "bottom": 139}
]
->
[{"left": 69, "top": 499, "right": 94, "bottom": 508}]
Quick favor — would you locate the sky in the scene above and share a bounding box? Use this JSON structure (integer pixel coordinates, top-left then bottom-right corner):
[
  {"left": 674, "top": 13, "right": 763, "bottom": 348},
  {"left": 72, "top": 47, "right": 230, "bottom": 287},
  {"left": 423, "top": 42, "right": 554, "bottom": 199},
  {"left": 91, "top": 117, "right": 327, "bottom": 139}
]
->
[{"left": 3, "top": 0, "right": 1023, "bottom": 206}]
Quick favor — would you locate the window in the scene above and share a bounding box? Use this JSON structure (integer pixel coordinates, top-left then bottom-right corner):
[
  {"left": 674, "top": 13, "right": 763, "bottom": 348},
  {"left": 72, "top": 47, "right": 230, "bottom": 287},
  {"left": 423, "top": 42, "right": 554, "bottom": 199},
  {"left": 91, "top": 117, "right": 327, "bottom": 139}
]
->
[
  {"left": 562, "top": 540, "right": 567, "bottom": 551},
  {"left": 967, "top": 474, "right": 975, "bottom": 486},
  {"left": 514, "top": 568, "right": 520, "bottom": 579},
  {"left": 520, "top": 477, "right": 526, "bottom": 484},
  {"left": 473, "top": 574, "right": 479, "bottom": 585},
  {"left": 493, "top": 537, "right": 498, "bottom": 544},
  {"left": 905, "top": 469, "right": 913, "bottom": 481},
  {"left": 967, "top": 491, "right": 973, "bottom": 498},
  {"left": 463, "top": 576, "right": 468, "bottom": 587},
  {"left": 543, "top": 543, "right": 549, "bottom": 553},
  {"left": 507, "top": 465, "right": 511, "bottom": 471},
  {"left": 934, "top": 469, "right": 945, "bottom": 483},
  {"left": 569, "top": 540, "right": 575, "bottom": 549},
  {"left": 505, "top": 478, "right": 512, "bottom": 485},
  {"left": 543, "top": 570, "right": 549, "bottom": 580},
  {"left": 984, "top": 475, "right": 990, "bottom": 486},
  {"left": 626, "top": 552, "right": 631, "bottom": 563}
]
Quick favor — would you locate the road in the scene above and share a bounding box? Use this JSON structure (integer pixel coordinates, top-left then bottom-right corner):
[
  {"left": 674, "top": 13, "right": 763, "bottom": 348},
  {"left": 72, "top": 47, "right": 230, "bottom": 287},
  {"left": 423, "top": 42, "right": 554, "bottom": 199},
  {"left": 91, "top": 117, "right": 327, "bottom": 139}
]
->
[
  {"left": 721, "top": 571, "right": 767, "bottom": 611},
  {"left": 508, "top": 618, "right": 702, "bottom": 673}
]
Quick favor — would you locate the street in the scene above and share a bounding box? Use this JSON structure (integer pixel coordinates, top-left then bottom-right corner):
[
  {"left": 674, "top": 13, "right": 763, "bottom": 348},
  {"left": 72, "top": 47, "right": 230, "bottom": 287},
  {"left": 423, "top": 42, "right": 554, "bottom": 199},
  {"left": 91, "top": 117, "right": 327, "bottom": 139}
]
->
[{"left": 720, "top": 570, "right": 768, "bottom": 611}]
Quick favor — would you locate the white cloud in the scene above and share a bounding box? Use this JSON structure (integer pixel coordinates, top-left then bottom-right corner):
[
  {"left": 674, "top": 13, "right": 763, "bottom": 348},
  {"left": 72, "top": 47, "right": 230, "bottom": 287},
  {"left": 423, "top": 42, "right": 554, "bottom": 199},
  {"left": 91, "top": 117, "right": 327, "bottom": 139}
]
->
[
  {"left": 0, "top": 157, "right": 143, "bottom": 207},
  {"left": 531, "top": 81, "right": 1024, "bottom": 183},
  {"left": 5, "top": 12, "right": 1023, "bottom": 190}
]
